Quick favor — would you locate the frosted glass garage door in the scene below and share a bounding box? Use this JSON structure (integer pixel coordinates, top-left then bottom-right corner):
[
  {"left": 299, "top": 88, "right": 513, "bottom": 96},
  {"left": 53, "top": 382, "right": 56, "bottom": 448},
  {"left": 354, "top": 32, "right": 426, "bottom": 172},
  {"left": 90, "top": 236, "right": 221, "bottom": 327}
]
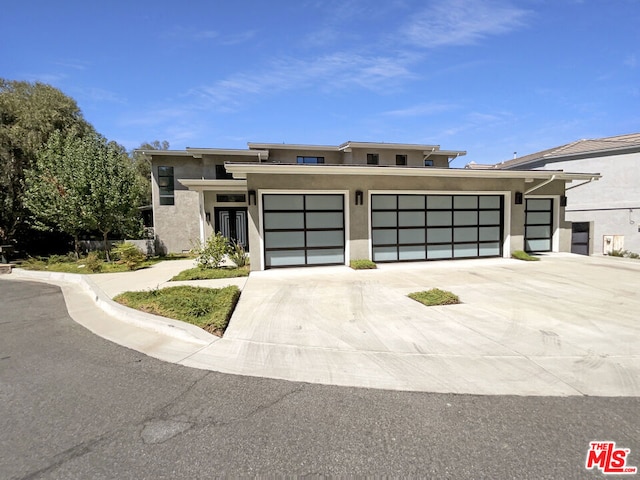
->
[
  {"left": 371, "top": 194, "right": 503, "bottom": 262},
  {"left": 525, "top": 198, "right": 553, "bottom": 252},
  {"left": 263, "top": 194, "right": 345, "bottom": 268}
]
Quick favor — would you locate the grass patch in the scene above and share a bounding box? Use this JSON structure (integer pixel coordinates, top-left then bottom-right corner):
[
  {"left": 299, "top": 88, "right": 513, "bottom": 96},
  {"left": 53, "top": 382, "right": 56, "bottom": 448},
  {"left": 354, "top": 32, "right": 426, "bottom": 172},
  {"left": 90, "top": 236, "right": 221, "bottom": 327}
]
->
[
  {"left": 408, "top": 288, "right": 460, "bottom": 307},
  {"left": 171, "top": 265, "right": 250, "bottom": 281},
  {"left": 350, "top": 259, "right": 377, "bottom": 270},
  {"left": 19, "top": 256, "right": 164, "bottom": 273},
  {"left": 114, "top": 285, "right": 240, "bottom": 336},
  {"left": 511, "top": 250, "right": 540, "bottom": 261}
]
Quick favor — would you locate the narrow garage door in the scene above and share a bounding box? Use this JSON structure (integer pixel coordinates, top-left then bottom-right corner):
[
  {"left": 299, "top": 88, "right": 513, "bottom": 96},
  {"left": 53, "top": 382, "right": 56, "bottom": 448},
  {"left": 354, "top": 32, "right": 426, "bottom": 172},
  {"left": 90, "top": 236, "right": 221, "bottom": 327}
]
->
[
  {"left": 525, "top": 198, "right": 553, "bottom": 252},
  {"left": 263, "top": 194, "right": 345, "bottom": 268},
  {"left": 371, "top": 194, "right": 503, "bottom": 262}
]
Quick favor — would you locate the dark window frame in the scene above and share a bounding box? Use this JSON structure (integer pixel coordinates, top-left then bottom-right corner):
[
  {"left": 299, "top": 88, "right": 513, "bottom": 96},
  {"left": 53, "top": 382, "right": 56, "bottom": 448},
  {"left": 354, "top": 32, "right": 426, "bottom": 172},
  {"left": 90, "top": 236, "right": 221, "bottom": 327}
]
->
[
  {"left": 396, "top": 154, "right": 407, "bottom": 166},
  {"left": 216, "top": 194, "right": 247, "bottom": 203},
  {"left": 296, "top": 156, "right": 325, "bottom": 164},
  {"left": 367, "top": 153, "right": 379, "bottom": 165},
  {"left": 424, "top": 159, "right": 434, "bottom": 167},
  {"left": 158, "top": 166, "right": 175, "bottom": 206}
]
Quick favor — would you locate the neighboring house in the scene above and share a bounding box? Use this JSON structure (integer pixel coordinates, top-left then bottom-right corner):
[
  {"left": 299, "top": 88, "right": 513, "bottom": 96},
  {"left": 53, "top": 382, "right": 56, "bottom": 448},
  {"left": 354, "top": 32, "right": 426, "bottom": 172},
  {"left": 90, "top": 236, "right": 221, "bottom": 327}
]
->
[
  {"left": 467, "top": 133, "right": 639, "bottom": 255},
  {"left": 140, "top": 141, "right": 598, "bottom": 271}
]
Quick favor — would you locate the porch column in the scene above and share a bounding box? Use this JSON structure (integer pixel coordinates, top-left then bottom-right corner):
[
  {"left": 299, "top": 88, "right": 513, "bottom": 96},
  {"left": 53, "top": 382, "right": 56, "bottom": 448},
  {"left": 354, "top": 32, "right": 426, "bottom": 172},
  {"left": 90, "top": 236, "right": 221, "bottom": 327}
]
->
[{"left": 198, "top": 190, "right": 206, "bottom": 245}]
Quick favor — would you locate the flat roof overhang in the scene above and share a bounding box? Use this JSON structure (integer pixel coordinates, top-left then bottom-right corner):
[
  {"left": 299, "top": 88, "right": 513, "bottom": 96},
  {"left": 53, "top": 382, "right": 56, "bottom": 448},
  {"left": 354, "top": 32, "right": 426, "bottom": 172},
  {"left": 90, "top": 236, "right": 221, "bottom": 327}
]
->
[
  {"left": 136, "top": 148, "right": 268, "bottom": 160},
  {"left": 177, "top": 179, "right": 248, "bottom": 192},
  {"left": 223, "top": 163, "right": 601, "bottom": 183}
]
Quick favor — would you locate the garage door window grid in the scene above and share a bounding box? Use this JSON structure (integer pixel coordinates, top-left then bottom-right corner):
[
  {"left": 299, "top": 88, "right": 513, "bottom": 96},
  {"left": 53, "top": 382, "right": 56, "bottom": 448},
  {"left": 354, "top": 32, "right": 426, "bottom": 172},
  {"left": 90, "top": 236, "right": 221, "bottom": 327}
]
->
[
  {"left": 525, "top": 198, "right": 553, "bottom": 252},
  {"left": 263, "top": 194, "right": 345, "bottom": 268},
  {"left": 371, "top": 194, "right": 504, "bottom": 262}
]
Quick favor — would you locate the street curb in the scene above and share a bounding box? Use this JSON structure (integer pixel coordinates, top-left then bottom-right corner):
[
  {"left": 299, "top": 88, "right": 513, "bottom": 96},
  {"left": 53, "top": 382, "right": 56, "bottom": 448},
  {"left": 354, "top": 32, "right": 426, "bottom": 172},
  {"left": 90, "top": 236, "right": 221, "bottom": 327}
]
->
[{"left": 9, "top": 269, "right": 216, "bottom": 346}]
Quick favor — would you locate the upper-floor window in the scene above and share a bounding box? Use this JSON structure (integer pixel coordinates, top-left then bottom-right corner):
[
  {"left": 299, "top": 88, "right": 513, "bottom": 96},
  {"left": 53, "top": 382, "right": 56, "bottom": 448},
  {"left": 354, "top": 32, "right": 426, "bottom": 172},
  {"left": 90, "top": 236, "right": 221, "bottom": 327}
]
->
[
  {"left": 297, "top": 156, "right": 325, "bottom": 164},
  {"left": 215, "top": 164, "right": 234, "bottom": 179},
  {"left": 158, "top": 166, "right": 174, "bottom": 205},
  {"left": 396, "top": 154, "right": 407, "bottom": 166},
  {"left": 424, "top": 159, "right": 434, "bottom": 167},
  {"left": 367, "top": 153, "right": 379, "bottom": 165}
]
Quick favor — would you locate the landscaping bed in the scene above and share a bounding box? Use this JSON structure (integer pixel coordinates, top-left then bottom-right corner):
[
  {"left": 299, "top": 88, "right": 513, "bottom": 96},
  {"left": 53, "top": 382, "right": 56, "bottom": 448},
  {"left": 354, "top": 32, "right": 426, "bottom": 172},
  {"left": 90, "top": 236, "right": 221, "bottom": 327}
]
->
[
  {"left": 171, "top": 265, "right": 249, "bottom": 281},
  {"left": 114, "top": 285, "right": 240, "bottom": 337}
]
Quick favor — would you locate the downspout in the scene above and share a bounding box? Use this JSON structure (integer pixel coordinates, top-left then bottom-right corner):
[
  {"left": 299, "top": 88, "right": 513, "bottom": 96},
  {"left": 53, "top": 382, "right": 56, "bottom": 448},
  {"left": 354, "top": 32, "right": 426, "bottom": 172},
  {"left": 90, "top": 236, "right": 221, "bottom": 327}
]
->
[{"left": 525, "top": 175, "right": 556, "bottom": 195}]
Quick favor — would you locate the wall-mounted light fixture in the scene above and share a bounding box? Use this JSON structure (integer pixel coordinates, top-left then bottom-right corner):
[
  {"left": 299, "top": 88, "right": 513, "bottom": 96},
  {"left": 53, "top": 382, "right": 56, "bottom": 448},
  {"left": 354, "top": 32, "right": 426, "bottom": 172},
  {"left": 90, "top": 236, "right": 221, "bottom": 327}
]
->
[
  {"left": 355, "top": 190, "right": 364, "bottom": 205},
  {"left": 248, "top": 190, "right": 256, "bottom": 205},
  {"left": 560, "top": 195, "right": 567, "bottom": 207},
  {"left": 515, "top": 192, "right": 523, "bottom": 205},
  {"left": 205, "top": 212, "right": 211, "bottom": 222}
]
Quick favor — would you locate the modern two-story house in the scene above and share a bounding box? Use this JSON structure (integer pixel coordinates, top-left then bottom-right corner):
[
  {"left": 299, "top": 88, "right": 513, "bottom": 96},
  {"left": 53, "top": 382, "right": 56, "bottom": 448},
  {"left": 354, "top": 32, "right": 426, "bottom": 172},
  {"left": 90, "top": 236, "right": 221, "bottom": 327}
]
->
[{"left": 140, "top": 141, "right": 599, "bottom": 271}]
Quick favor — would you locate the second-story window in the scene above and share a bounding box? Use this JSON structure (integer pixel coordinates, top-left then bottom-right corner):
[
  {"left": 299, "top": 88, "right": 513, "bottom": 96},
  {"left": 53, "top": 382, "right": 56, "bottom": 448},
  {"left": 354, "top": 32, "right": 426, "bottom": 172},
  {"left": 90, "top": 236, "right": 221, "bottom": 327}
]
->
[
  {"left": 158, "top": 166, "right": 174, "bottom": 205},
  {"left": 396, "top": 154, "right": 407, "bottom": 166},
  {"left": 215, "top": 164, "right": 234, "bottom": 179},
  {"left": 297, "top": 156, "right": 325, "bottom": 164},
  {"left": 367, "top": 153, "right": 379, "bottom": 165},
  {"left": 424, "top": 159, "right": 434, "bottom": 167}
]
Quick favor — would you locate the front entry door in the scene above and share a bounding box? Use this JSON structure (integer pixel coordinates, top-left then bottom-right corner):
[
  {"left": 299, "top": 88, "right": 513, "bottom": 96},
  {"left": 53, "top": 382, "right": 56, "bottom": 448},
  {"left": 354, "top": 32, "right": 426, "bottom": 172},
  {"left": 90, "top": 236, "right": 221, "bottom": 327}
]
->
[{"left": 215, "top": 208, "right": 249, "bottom": 250}]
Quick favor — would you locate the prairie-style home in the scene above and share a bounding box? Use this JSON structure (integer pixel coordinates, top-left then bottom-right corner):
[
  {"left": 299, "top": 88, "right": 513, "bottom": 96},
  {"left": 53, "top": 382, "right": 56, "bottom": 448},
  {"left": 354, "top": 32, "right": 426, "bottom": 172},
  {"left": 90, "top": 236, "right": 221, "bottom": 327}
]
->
[{"left": 140, "top": 141, "right": 599, "bottom": 271}]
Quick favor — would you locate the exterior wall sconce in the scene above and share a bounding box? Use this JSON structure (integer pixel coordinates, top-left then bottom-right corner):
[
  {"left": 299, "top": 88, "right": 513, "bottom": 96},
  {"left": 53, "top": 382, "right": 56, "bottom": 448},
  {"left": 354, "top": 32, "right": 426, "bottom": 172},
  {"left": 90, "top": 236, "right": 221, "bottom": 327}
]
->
[
  {"left": 515, "top": 192, "right": 523, "bottom": 205},
  {"left": 248, "top": 190, "right": 256, "bottom": 205},
  {"left": 355, "top": 190, "right": 364, "bottom": 205},
  {"left": 560, "top": 195, "right": 567, "bottom": 207},
  {"left": 205, "top": 212, "right": 211, "bottom": 222}
]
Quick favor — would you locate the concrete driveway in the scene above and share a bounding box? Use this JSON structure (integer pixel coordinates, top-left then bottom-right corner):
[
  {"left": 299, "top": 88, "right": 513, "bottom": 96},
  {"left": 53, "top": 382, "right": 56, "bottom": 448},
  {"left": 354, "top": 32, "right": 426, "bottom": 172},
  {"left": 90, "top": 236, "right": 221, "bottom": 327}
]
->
[{"left": 183, "top": 254, "right": 640, "bottom": 396}]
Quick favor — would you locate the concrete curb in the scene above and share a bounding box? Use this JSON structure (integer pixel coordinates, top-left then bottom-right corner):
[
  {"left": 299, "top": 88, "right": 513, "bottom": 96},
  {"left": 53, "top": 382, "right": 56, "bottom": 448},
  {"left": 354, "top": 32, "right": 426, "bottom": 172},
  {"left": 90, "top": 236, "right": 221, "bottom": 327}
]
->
[{"left": 9, "top": 269, "right": 216, "bottom": 346}]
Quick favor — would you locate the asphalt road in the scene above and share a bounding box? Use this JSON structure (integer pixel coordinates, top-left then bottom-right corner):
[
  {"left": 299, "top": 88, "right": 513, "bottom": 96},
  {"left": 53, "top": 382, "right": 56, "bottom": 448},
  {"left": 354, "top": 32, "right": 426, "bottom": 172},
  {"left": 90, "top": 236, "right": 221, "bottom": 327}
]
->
[{"left": 1, "top": 280, "right": 638, "bottom": 479}]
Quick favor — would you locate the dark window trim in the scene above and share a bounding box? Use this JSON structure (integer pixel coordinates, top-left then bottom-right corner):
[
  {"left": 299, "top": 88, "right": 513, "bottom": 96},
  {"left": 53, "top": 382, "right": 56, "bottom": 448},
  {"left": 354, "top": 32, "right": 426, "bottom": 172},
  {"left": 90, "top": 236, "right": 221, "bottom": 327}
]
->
[
  {"left": 396, "top": 154, "right": 407, "bottom": 166},
  {"left": 296, "top": 156, "right": 325, "bottom": 164},
  {"left": 424, "top": 159, "right": 434, "bottom": 167},
  {"left": 158, "top": 166, "right": 175, "bottom": 206},
  {"left": 367, "top": 153, "right": 379, "bottom": 165},
  {"left": 524, "top": 198, "right": 554, "bottom": 251}
]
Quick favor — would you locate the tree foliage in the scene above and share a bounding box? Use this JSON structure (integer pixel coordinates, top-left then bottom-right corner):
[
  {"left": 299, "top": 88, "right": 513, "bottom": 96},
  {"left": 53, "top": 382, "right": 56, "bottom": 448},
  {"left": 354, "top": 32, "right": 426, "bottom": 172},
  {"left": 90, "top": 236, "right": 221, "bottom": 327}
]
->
[
  {"left": 24, "top": 132, "right": 143, "bottom": 260},
  {"left": 0, "top": 78, "right": 93, "bottom": 243}
]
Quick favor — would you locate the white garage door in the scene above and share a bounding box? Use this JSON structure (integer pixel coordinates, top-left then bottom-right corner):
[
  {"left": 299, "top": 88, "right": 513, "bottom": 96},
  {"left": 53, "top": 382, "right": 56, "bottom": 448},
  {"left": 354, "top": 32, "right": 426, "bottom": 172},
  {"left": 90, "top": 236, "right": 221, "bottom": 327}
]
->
[
  {"left": 263, "top": 194, "right": 345, "bottom": 268},
  {"left": 371, "top": 194, "right": 504, "bottom": 262}
]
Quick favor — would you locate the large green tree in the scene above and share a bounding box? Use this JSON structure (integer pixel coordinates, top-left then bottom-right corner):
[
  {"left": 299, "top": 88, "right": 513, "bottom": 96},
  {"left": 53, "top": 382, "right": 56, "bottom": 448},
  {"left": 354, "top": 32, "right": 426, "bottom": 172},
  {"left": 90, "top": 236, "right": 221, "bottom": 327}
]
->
[
  {"left": 24, "top": 132, "right": 143, "bottom": 260},
  {"left": 0, "top": 79, "right": 93, "bottom": 243}
]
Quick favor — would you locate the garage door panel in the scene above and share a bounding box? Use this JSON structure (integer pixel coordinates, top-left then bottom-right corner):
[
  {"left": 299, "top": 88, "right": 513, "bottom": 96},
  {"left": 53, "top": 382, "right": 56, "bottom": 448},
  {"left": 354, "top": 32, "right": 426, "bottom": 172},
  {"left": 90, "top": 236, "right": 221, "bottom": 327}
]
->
[
  {"left": 371, "top": 195, "right": 397, "bottom": 210},
  {"left": 263, "top": 194, "right": 345, "bottom": 268},
  {"left": 526, "top": 212, "right": 551, "bottom": 224},
  {"left": 372, "top": 194, "right": 503, "bottom": 263},
  {"left": 265, "top": 231, "right": 305, "bottom": 249},
  {"left": 525, "top": 198, "right": 553, "bottom": 253},
  {"left": 265, "top": 250, "right": 306, "bottom": 267},
  {"left": 263, "top": 195, "right": 304, "bottom": 210},
  {"left": 307, "top": 249, "right": 344, "bottom": 264},
  {"left": 306, "top": 230, "right": 344, "bottom": 247},
  {"left": 264, "top": 212, "right": 304, "bottom": 229},
  {"left": 399, "top": 245, "right": 426, "bottom": 260},
  {"left": 306, "top": 212, "right": 343, "bottom": 229}
]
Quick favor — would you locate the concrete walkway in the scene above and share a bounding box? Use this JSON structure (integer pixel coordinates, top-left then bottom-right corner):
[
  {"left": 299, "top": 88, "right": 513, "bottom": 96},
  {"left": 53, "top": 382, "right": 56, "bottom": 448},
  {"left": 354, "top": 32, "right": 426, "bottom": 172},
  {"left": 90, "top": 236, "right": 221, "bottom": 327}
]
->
[{"left": 2, "top": 254, "right": 639, "bottom": 396}]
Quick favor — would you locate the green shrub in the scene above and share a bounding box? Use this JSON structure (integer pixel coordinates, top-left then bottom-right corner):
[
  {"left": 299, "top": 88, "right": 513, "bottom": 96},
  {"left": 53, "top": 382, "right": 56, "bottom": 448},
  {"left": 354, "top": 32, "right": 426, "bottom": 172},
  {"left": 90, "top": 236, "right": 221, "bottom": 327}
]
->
[
  {"left": 84, "top": 252, "right": 103, "bottom": 272},
  {"left": 609, "top": 249, "right": 625, "bottom": 257},
  {"left": 511, "top": 250, "right": 540, "bottom": 261},
  {"left": 47, "top": 253, "right": 76, "bottom": 264},
  {"left": 112, "top": 242, "right": 146, "bottom": 270},
  {"left": 408, "top": 288, "right": 460, "bottom": 306},
  {"left": 191, "top": 232, "right": 230, "bottom": 269},
  {"left": 228, "top": 241, "right": 248, "bottom": 267},
  {"left": 350, "top": 259, "right": 377, "bottom": 269},
  {"left": 171, "top": 266, "right": 250, "bottom": 281}
]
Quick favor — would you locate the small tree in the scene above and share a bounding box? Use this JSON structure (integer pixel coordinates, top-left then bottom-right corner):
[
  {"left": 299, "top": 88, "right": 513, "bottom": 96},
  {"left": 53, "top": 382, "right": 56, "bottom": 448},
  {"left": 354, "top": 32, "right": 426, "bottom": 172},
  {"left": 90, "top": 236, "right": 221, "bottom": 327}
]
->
[{"left": 24, "top": 132, "right": 142, "bottom": 260}]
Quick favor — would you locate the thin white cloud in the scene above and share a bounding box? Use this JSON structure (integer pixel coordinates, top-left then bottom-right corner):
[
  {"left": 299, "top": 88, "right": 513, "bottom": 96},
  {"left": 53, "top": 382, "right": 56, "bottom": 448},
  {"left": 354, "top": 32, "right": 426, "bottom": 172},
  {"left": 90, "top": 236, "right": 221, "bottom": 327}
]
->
[
  {"left": 384, "top": 102, "right": 459, "bottom": 117},
  {"left": 405, "top": 0, "right": 529, "bottom": 48},
  {"left": 22, "top": 72, "right": 67, "bottom": 84},
  {"left": 191, "top": 52, "right": 416, "bottom": 111}
]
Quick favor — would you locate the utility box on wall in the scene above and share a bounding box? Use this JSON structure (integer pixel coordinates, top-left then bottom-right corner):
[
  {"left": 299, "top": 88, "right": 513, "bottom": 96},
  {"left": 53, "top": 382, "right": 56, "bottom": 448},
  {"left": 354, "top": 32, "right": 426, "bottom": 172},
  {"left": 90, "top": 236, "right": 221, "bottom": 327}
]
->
[{"left": 603, "top": 235, "right": 624, "bottom": 254}]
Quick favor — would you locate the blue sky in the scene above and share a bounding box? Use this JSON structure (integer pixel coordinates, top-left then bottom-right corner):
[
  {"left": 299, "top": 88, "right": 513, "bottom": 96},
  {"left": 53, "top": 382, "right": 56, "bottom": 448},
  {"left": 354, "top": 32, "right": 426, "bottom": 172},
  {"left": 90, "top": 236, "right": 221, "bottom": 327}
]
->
[{"left": 3, "top": 0, "right": 639, "bottom": 166}]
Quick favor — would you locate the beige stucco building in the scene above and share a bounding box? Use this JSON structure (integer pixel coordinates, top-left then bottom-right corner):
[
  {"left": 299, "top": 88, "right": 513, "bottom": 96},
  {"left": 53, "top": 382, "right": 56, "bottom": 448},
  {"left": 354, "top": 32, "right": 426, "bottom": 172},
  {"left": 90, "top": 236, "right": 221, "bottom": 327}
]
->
[{"left": 140, "top": 141, "right": 599, "bottom": 271}]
